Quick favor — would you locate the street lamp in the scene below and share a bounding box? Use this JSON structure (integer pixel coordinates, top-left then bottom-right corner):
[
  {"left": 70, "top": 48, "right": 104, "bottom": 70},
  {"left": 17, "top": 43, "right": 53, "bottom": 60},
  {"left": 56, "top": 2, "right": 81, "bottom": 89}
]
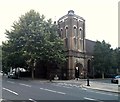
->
[
  {"left": 87, "top": 63, "right": 90, "bottom": 86},
  {"left": 86, "top": 56, "right": 94, "bottom": 86}
]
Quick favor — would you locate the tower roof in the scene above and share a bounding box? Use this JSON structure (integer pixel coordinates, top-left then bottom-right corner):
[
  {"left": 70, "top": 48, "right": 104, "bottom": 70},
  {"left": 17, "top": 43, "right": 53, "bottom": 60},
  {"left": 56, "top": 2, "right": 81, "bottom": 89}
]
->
[
  {"left": 68, "top": 10, "right": 74, "bottom": 16},
  {"left": 58, "top": 10, "right": 85, "bottom": 22}
]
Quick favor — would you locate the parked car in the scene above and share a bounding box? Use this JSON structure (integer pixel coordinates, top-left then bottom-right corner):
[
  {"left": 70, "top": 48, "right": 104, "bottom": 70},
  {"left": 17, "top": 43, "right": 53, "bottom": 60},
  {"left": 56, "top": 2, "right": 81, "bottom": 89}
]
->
[
  {"left": 8, "top": 71, "right": 18, "bottom": 79},
  {"left": 0, "top": 71, "right": 3, "bottom": 76},
  {"left": 8, "top": 67, "right": 27, "bottom": 79},
  {"left": 111, "top": 75, "right": 120, "bottom": 84}
]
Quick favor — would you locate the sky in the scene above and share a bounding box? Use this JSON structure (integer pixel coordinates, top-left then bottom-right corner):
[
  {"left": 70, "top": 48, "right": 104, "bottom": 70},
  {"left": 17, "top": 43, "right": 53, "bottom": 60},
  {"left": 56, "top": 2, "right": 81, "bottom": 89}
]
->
[{"left": 0, "top": 0, "right": 119, "bottom": 48}]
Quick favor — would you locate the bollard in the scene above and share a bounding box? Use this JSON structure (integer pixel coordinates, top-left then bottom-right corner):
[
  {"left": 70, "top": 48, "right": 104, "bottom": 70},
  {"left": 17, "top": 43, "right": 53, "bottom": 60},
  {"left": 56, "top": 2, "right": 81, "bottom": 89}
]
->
[{"left": 87, "top": 78, "right": 90, "bottom": 86}]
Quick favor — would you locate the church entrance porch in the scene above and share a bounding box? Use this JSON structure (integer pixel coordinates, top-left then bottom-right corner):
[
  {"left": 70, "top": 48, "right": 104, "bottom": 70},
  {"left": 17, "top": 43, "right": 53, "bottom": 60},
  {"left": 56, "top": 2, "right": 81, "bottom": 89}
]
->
[{"left": 75, "top": 63, "right": 84, "bottom": 79}]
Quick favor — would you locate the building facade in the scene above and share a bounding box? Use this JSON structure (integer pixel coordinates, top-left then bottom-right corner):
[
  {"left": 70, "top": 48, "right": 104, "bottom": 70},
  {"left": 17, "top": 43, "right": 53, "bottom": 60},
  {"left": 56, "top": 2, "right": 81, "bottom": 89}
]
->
[{"left": 57, "top": 10, "right": 95, "bottom": 79}]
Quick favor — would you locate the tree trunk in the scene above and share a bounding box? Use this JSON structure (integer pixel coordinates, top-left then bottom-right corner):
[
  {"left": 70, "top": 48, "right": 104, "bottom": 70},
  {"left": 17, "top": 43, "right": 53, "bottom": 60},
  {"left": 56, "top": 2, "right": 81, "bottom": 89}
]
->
[
  {"left": 31, "top": 59, "right": 36, "bottom": 79},
  {"left": 31, "top": 67, "right": 34, "bottom": 79},
  {"left": 102, "top": 72, "right": 104, "bottom": 79}
]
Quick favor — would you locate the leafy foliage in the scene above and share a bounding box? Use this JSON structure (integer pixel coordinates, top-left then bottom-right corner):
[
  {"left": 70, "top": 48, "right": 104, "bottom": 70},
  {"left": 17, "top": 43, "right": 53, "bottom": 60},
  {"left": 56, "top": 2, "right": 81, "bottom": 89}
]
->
[
  {"left": 93, "top": 40, "right": 120, "bottom": 78},
  {"left": 114, "top": 47, "right": 120, "bottom": 71},
  {"left": 94, "top": 40, "right": 112, "bottom": 77},
  {"left": 2, "top": 10, "right": 66, "bottom": 78}
]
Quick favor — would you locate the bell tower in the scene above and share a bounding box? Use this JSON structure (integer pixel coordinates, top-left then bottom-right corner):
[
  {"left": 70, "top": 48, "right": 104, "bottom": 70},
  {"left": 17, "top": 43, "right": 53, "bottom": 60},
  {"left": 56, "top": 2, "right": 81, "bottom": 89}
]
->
[{"left": 58, "top": 10, "right": 86, "bottom": 79}]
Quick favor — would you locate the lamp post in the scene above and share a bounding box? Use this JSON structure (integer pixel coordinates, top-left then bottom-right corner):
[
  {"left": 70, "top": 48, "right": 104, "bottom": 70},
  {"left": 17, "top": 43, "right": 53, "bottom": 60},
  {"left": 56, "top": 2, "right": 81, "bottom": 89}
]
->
[
  {"left": 86, "top": 59, "right": 90, "bottom": 86},
  {"left": 87, "top": 60, "right": 90, "bottom": 86},
  {"left": 87, "top": 77, "right": 90, "bottom": 86},
  {"left": 86, "top": 56, "right": 94, "bottom": 86}
]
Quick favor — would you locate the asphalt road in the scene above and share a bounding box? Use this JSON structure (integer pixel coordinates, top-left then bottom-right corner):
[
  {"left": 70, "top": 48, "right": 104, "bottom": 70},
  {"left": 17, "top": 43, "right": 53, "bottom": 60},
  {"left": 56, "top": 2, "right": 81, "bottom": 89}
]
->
[{"left": 2, "top": 76, "right": 119, "bottom": 102}]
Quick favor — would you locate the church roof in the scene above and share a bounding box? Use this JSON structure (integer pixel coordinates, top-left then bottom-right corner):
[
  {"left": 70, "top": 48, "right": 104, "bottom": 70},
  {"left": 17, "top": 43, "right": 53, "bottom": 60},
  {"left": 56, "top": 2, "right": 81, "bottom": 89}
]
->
[{"left": 85, "top": 39, "right": 96, "bottom": 55}]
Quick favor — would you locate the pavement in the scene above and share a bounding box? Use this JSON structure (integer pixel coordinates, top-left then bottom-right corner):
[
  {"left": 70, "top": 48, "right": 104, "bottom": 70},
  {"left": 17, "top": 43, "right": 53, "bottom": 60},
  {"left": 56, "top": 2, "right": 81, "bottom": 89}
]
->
[
  {"left": 52, "top": 79, "right": 119, "bottom": 93},
  {"left": 82, "top": 81, "right": 119, "bottom": 93}
]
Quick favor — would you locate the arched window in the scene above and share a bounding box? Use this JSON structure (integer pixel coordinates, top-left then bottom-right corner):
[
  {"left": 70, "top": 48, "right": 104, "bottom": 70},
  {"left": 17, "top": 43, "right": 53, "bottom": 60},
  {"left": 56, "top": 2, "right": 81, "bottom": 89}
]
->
[
  {"left": 79, "top": 27, "right": 83, "bottom": 39},
  {"left": 80, "top": 39, "right": 83, "bottom": 51},
  {"left": 74, "top": 38, "right": 77, "bottom": 50},
  {"left": 65, "top": 26, "right": 68, "bottom": 38},
  {"left": 77, "top": 39, "right": 80, "bottom": 49},
  {"left": 73, "top": 26, "right": 77, "bottom": 37}
]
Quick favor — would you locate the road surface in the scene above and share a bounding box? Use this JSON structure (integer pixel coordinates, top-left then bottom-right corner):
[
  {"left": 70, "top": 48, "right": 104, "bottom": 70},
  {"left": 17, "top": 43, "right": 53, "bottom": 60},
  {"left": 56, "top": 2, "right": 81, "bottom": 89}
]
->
[{"left": 2, "top": 76, "right": 119, "bottom": 102}]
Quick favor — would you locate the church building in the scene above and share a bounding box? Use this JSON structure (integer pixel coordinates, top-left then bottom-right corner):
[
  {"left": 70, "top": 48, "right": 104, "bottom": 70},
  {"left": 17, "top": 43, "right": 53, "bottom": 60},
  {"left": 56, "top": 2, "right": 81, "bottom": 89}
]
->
[{"left": 57, "top": 10, "right": 95, "bottom": 79}]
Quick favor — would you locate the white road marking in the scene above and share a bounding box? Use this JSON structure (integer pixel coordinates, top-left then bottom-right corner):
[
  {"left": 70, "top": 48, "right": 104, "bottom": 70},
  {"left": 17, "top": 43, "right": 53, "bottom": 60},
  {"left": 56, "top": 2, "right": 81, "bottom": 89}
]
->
[
  {"left": 19, "top": 83, "right": 31, "bottom": 87},
  {"left": 72, "top": 85, "right": 80, "bottom": 88},
  {"left": 63, "top": 83, "right": 68, "bottom": 85},
  {"left": 3, "top": 87, "right": 18, "bottom": 95},
  {"left": 84, "top": 97, "right": 96, "bottom": 101},
  {"left": 57, "top": 83, "right": 80, "bottom": 88},
  {"left": 68, "top": 84, "right": 73, "bottom": 86},
  {"left": 53, "top": 84, "right": 72, "bottom": 89},
  {"left": 81, "top": 88, "right": 87, "bottom": 90},
  {"left": 40, "top": 88, "right": 56, "bottom": 93},
  {"left": 62, "top": 86, "right": 72, "bottom": 89},
  {"left": 29, "top": 98, "right": 37, "bottom": 102},
  {"left": 76, "top": 85, "right": 80, "bottom": 88},
  {"left": 56, "top": 91, "right": 66, "bottom": 94},
  {"left": 40, "top": 88, "right": 66, "bottom": 95},
  {"left": 7, "top": 81, "right": 15, "bottom": 84},
  {"left": 58, "top": 83, "right": 63, "bottom": 85}
]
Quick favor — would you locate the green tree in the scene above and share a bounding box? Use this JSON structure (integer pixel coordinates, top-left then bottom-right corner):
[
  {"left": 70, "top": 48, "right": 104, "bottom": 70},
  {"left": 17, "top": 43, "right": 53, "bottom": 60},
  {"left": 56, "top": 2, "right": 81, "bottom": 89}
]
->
[
  {"left": 2, "top": 10, "right": 66, "bottom": 79},
  {"left": 93, "top": 40, "right": 112, "bottom": 78},
  {"left": 41, "top": 22, "right": 66, "bottom": 78},
  {"left": 114, "top": 47, "right": 120, "bottom": 74}
]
